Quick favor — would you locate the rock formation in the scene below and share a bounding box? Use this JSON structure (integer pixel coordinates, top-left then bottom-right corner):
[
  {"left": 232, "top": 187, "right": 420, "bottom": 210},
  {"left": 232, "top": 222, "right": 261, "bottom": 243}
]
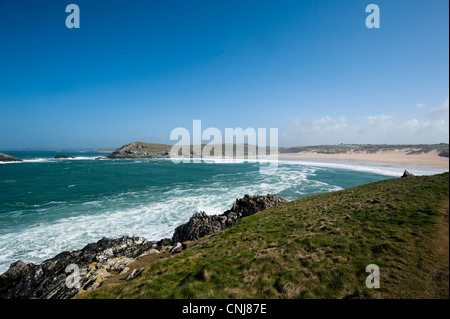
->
[
  {"left": 0, "top": 236, "right": 155, "bottom": 299},
  {"left": 107, "top": 142, "right": 171, "bottom": 159},
  {"left": 0, "top": 153, "right": 22, "bottom": 162},
  {"left": 0, "top": 194, "right": 288, "bottom": 299},
  {"left": 54, "top": 155, "right": 75, "bottom": 159},
  {"left": 0, "top": 261, "right": 36, "bottom": 296},
  {"left": 401, "top": 170, "right": 414, "bottom": 178},
  {"left": 172, "top": 194, "right": 288, "bottom": 242}
]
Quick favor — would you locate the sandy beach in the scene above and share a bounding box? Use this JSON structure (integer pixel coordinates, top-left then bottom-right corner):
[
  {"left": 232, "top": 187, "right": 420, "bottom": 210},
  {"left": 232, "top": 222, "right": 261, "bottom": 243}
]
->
[{"left": 277, "top": 149, "right": 449, "bottom": 170}]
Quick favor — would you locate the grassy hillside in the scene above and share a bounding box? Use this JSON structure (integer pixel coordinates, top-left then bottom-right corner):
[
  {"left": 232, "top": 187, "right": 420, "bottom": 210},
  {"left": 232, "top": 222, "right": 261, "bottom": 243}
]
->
[
  {"left": 109, "top": 142, "right": 274, "bottom": 156},
  {"left": 116, "top": 142, "right": 174, "bottom": 152},
  {"left": 81, "top": 173, "right": 449, "bottom": 299}
]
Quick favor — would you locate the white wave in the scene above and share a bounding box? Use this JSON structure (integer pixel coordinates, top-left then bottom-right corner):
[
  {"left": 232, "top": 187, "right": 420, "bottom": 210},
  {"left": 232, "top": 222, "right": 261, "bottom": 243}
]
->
[
  {"left": 1, "top": 156, "right": 99, "bottom": 164},
  {"left": 23, "top": 158, "right": 55, "bottom": 163},
  {"left": 165, "top": 156, "right": 447, "bottom": 177},
  {"left": 0, "top": 159, "right": 394, "bottom": 273},
  {"left": 275, "top": 158, "right": 447, "bottom": 177},
  {"left": 0, "top": 158, "right": 53, "bottom": 164},
  {"left": 58, "top": 156, "right": 98, "bottom": 161},
  {"left": 0, "top": 163, "right": 327, "bottom": 273}
]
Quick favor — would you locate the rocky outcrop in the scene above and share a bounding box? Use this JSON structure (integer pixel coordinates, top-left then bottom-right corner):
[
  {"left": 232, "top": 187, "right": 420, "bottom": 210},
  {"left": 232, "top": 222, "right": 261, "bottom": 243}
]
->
[
  {"left": 438, "top": 150, "right": 449, "bottom": 158},
  {"left": 401, "top": 170, "right": 414, "bottom": 178},
  {"left": 54, "top": 155, "right": 75, "bottom": 159},
  {"left": 107, "top": 142, "right": 171, "bottom": 159},
  {"left": 0, "top": 236, "right": 155, "bottom": 299},
  {"left": 172, "top": 194, "right": 288, "bottom": 242},
  {"left": 0, "top": 261, "right": 36, "bottom": 296},
  {"left": 0, "top": 153, "right": 22, "bottom": 162},
  {"left": 0, "top": 194, "right": 288, "bottom": 299}
]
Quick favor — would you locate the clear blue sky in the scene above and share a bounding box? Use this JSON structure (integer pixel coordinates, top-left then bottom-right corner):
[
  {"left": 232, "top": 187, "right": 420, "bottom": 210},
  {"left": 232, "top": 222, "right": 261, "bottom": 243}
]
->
[{"left": 0, "top": 0, "right": 448, "bottom": 149}]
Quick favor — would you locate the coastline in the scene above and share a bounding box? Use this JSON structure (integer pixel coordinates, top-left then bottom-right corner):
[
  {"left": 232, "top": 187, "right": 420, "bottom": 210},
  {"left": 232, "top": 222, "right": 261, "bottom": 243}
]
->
[
  {"left": 275, "top": 150, "right": 449, "bottom": 170},
  {"left": 1, "top": 172, "right": 448, "bottom": 299},
  {"left": 0, "top": 194, "right": 287, "bottom": 299}
]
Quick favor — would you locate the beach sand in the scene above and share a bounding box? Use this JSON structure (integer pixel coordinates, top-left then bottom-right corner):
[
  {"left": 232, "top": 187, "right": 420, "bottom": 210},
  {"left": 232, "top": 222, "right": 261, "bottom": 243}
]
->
[{"left": 276, "top": 150, "right": 449, "bottom": 170}]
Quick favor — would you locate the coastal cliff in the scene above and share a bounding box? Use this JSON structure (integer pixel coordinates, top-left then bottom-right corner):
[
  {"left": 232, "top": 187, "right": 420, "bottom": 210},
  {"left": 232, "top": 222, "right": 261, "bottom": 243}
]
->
[
  {"left": 81, "top": 173, "right": 449, "bottom": 299},
  {"left": 173, "top": 194, "right": 288, "bottom": 242},
  {"left": 0, "top": 194, "right": 286, "bottom": 299},
  {"left": 107, "top": 142, "right": 172, "bottom": 159},
  {"left": 1, "top": 173, "right": 448, "bottom": 299},
  {"left": 106, "top": 142, "right": 267, "bottom": 159}
]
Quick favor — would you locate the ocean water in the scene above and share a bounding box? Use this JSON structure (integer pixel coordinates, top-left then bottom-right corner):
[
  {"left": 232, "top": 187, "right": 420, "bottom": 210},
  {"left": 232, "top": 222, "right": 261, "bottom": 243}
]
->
[{"left": 0, "top": 151, "right": 445, "bottom": 273}]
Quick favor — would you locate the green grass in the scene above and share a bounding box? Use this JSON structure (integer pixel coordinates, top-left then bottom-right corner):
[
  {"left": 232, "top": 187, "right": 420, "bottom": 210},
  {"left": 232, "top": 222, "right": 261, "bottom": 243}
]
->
[
  {"left": 279, "top": 144, "right": 449, "bottom": 156},
  {"left": 82, "top": 173, "right": 449, "bottom": 299}
]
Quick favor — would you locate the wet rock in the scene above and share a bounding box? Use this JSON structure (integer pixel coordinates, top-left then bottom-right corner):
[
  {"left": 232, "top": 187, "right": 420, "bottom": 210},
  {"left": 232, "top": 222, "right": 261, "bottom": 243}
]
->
[
  {"left": 1, "top": 194, "right": 288, "bottom": 299},
  {"left": 0, "top": 236, "right": 153, "bottom": 299},
  {"left": 172, "top": 194, "right": 288, "bottom": 243},
  {"left": 0, "top": 261, "right": 36, "bottom": 295},
  {"left": 54, "top": 155, "right": 75, "bottom": 159},
  {"left": 0, "top": 153, "right": 22, "bottom": 162}
]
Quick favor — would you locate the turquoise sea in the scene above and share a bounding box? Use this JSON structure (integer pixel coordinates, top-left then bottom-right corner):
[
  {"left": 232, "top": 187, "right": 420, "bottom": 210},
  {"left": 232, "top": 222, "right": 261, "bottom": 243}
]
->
[{"left": 0, "top": 151, "right": 445, "bottom": 273}]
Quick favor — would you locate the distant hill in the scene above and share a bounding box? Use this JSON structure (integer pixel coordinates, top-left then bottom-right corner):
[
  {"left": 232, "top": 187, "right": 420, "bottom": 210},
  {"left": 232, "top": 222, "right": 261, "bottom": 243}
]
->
[
  {"left": 279, "top": 144, "right": 450, "bottom": 157},
  {"left": 106, "top": 142, "right": 277, "bottom": 159},
  {"left": 106, "top": 142, "right": 450, "bottom": 159},
  {"left": 106, "top": 142, "right": 173, "bottom": 159}
]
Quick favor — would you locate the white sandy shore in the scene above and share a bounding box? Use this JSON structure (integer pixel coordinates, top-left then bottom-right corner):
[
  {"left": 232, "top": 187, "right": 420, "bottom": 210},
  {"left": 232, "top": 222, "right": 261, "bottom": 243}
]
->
[{"left": 275, "top": 150, "right": 448, "bottom": 170}]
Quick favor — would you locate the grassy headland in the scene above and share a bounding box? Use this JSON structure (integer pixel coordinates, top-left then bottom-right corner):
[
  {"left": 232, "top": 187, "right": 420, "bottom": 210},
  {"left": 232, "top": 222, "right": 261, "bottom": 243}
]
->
[
  {"left": 81, "top": 173, "right": 449, "bottom": 299},
  {"left": 103, "top": 142, "right": 449, "bottom": 169},
  {"left": 105, "top": 142, "right": 449, "bottom": 157},
  {"left": 279, "top": 144, "right": 449, "bottom": 157}
]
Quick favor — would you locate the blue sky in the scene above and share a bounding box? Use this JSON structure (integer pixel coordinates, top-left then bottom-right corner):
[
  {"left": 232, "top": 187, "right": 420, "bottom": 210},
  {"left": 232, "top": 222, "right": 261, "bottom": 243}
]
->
[{"left": 0, "top": 0, "right": 448, "bottom": 149}]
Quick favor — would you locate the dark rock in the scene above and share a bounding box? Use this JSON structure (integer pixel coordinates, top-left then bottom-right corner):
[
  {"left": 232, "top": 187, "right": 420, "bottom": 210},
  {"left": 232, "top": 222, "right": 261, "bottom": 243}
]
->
[
  {"left": 107, "top": 142, "right": 171, "bottom": 159},
  {"left": 172, "top": 194, "right": 288, "bottom": 243},
  {"left": 0, "top": 236, "right": 153, "bottom": 299},
  {"left": 155, "top": 238, "right": 174, "bottom": 249},
  {"left": 438, "top": 150, "right": 449, "bottom": 158},
  {"left": 0, "top": 153, "right": 23, "bottom": 162},
  {"left": 54, "top": 155, "right": 75, "bottom": 159},
  {"left": 401, "top": 170, "right": 414, "bottom": 178},
  {"left": 1, "top": 193, "right": 288, "bottom": 299},
  {"left": 0, "top": 261, "right": 36, "bottom": 295}
]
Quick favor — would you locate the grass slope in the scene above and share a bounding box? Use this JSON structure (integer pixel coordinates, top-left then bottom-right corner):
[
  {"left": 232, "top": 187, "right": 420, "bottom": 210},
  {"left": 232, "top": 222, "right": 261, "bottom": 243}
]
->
[
  {"left": 279, "top": 144, "right": 449, "bottom": 157},
  {"left": 82, "top": 173, "right": 449, "bottom": 299}
]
